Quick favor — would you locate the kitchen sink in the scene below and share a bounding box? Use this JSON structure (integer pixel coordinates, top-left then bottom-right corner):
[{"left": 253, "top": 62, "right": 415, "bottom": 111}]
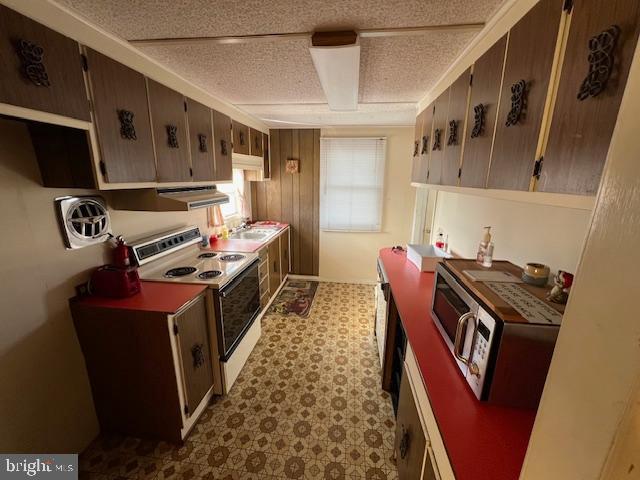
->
[{"left": 229, "top": 228, "right": 278, "bottom": 241}]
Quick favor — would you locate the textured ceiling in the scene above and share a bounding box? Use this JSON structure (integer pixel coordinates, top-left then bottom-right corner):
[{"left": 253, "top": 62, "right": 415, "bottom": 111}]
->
[{"left": 57, "top": 0, "right": 505, "bottom": 126}]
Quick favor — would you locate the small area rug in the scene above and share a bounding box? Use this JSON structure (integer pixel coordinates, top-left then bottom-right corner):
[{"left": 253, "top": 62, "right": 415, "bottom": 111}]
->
[{"left": 269, "top": 280, "right": 319, "bottom": 318}]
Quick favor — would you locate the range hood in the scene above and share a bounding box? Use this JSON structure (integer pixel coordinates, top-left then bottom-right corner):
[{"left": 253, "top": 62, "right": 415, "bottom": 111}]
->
[{"left": 109, "top": 186, "right": 229, "bottom": 212}]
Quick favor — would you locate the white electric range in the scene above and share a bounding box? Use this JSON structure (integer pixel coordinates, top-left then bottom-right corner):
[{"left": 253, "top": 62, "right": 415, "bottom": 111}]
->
[{"left": 129, "top": 225, "right": 262, "bottom": 394}]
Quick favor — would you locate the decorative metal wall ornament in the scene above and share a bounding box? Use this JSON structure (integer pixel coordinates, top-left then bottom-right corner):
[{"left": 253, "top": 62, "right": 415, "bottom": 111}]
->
[
  {"left": 448, "top": 120, "right": 459, "bottom": 146},
  {"left": 432, "top": 129, "right": 442, "bottom": 151},
  {"left": 421, "top": 135, "right": 429, "bottom": 155},
  {"left": 471, "top": 104, "right": 486, "bottom": 138},
  {"left": 191, "top": 343, "right": 205, "bottom": 369},
  {"left": 577, "top": 25, "right": 621, "bottom": 100},
  {"left": 505, "top": 79, "right": 527, "bottom": 127},
  {"left": 220, "top": 139, "right": 228, "bottom": 155},
  {"left": 167, "top": 125, "right": 179, "bottom": 148},
  {"left": 413, "top": 141, "right": 419, "bottom": 156},
  {"left": 16, "top": 39, "right": 51, "bottom": 87},
  {"left": 198, "top": 134, "right": 208, "bottom": 153},
  {"left": 117, "top": 109, "right": 137, "bottom": 140}
]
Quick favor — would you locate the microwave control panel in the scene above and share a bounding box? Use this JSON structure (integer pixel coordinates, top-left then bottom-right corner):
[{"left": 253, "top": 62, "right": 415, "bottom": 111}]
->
[{"left": 466, "top": 307, "right": 496, "bottom": 399}]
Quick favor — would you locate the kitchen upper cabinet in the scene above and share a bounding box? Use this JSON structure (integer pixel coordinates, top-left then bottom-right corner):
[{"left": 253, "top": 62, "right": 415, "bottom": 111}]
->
[
  {"left": 86, "top": 48, "right": 157, "bottom": 183},
  {"left": 488, "top": 0, "right": 564, "bottom": 191},
  {"left": 249, "top": 127, "right": 264, "bottom": 157},
  {"left": 187, "top": 98, "right": 215, "bottom": 182},
  {"left": 232, "top": 120, "right": 250, "bottom": 155},
  {"left": 538, "top": 0, "right": 640, "bottom": 195},
  {"left": 442, "top": 68, "right": 471, "bottom": 186},
  {"left": 460, "top": 36, "right": 507, "bottom": 188},
  {"left": 428, "top": 90, "right": 450, "bottom": 185},
  {"left": 147, "top": 79, "right": 191, "bottom": 183},
  {"left": 213, "top": 110, "right": 233, "bottom": 182},
  {"left": 263, "top": 133, "right": 271, "bottom": 179},
  {"left": 0, "top": 5, "right": 90, "bottom": 121},
  {"left": 395, "top": 365, "right": 427, "bottom": 480}
]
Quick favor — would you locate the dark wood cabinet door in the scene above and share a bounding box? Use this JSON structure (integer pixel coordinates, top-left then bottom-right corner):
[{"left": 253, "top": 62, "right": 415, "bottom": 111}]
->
[
  {"left": 395, "top": 365, "right": 427, "bottom": 480},
  {"left": 488, "top": 0, "right": 564, "bottom": 191},
  {"left": 442, "top": 68, "right": 471, "bottom": 186},
  {"left": 280, "top": 228, "right": 290, "bottom": 281},
  {"left": 232, "top": 120, "right": 250, "bottom": 155},
  {"left": 86, "top": 48, "right": 157, "bottom": 183},
  {"left": 460, "top": 36, "right": 507, "bottom": 188},
  {"left": 268, "top": 238, "right": 281, "bottom": 296},
  {"left": 539, "top": 0, "right": 640, "bottom": 195},
  {"left": 411, "top": 109, "right": 425, "bottom": 183},
  {"left": 147, "top": 79, "right": 191, "bottom": 183},
  {"left": 213, "top": 110, "right": 233, "bottom": 181},
  {"left": 0, "top": 5, "right": 90, "bottom": 121},
  {"left": 174, "top": 295, "right": 213, "bottom": 417},
  {"left": 263, "top": 132, "right": 271, "bottom": 179},
  {"left": 428, "top": 90, "right": 450, "bottom": 185},
  {"left": 187, "top": 98, "right": 215, "bottom": 182},
  {"left": 249, "top": 127, "right": 264, "bottom": 157}
]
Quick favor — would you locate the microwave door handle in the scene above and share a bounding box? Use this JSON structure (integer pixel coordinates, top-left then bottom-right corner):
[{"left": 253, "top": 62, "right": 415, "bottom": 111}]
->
[{"left": 454, "top": 312, "right": 476, "bottom": 365}]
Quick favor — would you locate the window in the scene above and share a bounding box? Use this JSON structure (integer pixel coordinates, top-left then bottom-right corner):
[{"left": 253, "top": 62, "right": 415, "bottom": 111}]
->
[
  {"left": 217, "top": 169, "right": 246, "bottom": 218},
  {"left": 320, "top": 137, "right": 386, "bottom": 232}
]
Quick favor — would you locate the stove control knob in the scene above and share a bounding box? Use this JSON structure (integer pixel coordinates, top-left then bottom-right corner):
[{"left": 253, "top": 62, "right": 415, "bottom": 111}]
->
[{"left": 469, "top": 363, "right": 481, "bottom": 377}]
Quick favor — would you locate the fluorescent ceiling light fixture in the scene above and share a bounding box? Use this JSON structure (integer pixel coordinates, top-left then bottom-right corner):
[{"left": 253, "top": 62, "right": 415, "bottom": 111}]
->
[{"left": 309, "top": 42, "right": 360, "bottom": 111}]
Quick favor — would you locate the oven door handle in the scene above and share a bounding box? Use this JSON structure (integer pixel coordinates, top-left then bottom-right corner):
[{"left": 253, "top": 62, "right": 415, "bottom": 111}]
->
[{"left": 454, "top": 311, "right": 476, "bottom": 365}]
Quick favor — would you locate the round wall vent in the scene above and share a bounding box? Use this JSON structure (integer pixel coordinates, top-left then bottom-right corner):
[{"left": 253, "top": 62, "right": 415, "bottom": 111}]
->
[{"left": 56, "top": 196, "right": 111, "bottom": 249}]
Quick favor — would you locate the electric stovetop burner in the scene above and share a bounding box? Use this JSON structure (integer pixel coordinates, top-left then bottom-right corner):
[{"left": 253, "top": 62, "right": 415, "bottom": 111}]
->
[
  {"left": 220, "top": 254, "right": 245, "bottom": 262},
  {"left": 197, "top": 270, "right": 222, "bottom": 280},
  {"left": 165, "top": 266, "right": 197, "bottom": 278},
  {"left": 198, "top": 252, "right": 217, "bottom": 259}
]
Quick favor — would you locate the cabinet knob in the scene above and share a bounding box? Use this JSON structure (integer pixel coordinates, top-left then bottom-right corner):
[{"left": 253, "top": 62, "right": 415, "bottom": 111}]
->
[
  {"left": 16, "top": 39, "right": 51, "bottom": 87},
  {"left": 505, "top": 80, "right": 527, "bottom": 127},
  {"left": 167, "top": 125, "right": 179, "bottom": 148},
  {"left": 239, "top": 131, "right": 246, "bottom": 146},
  {"left": 198, "top": 134, "right": 208, "bottom": 153},
  {"left": 191, "top": 343, "right": 205, "bottom": 369},
  {"left": 421, "top": 135, "right": 429, "bottom": 155},
  {"left": 399, "top": 425, "right": 410, "bottom": 459},
  {"left": 220, "top": 139, "right": 228, "bottom": 155},
  {"left": 577, "top": 25, "right": 621, "bottom": 100},
  {"left": 432, "top": 129, "right": 442, "bottom": 151},
  {"left": 470, "top": 104, "right": 485, "bottom": 138},
  {"left": 447, "top": 120, "right": 459, "bottom": 146},
  {"left": 117, "top": 109, "right": 137, "bottom": 140},
  {"left": 469, "top": 363, "right": 481, "bottom": 377}
]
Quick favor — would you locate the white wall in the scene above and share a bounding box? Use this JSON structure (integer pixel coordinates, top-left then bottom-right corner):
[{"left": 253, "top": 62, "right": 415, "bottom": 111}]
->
[
  {"left": 431, "top": 190, "right": 592, "bottom": 276},
  {"left": 0, "top": 118, "right": 208, "bottom": 453},
  {"left": 319, "top": 127, "right": 415, "bottom": 283}
]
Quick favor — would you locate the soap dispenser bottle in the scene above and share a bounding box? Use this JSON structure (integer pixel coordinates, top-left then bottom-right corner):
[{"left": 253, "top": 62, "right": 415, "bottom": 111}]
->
[{"left": 476, "top": 226, "right": 492, "bottom": 266}]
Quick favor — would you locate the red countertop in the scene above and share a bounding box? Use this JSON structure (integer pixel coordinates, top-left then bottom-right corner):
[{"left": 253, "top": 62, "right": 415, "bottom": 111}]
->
[
  {"left": 379, "top": 248, "right": 536, "bottom": 480},
  {"left": 73, "top": 281, "right": 207, "bottom": 314},
  {"left": 207, "top": 223, "right": 289, "bottom": 253}
]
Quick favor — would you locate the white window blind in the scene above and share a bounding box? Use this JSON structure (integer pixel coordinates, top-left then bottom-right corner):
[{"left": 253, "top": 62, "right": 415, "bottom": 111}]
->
[{"left": 320, "top": 137, "right": 386, "bottom": 232}]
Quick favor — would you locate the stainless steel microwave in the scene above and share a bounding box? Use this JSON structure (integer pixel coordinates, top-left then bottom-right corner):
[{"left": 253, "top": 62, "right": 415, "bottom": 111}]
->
[{"left": 431, "top": 262, "right": 559, "bottom": 409}]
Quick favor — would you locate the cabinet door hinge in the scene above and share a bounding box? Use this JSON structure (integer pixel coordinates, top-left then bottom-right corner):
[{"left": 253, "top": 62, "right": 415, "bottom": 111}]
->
[
  {"left": 184, "top": 100, "right": 188, "bottom": 112},
  {"left": 469, "top": 73, "right": 473, "bottom": 87},
  {"left": 173, "top": 324, "right": 179, "bottom": 335},
  {"left": 184, "top": 404, "right": 189, "bottom": 415},
  {"left": 99, "top": 160, "right": 107, "bottom": 176},
  {"left": 458, "top": 167, "right": 462, "bottom": 178},
  {"left": 81, "top": 54, "right": 88, "bottom": 72},
  {"left": 563, "top": 0, "right": 573, "bottom": 12},
  {"left": 189, "top": 167, "right": 193, "bottom": 177},
  {"left": 533, "top": 156, "right": 544, "bottom": 179},
  {"left": 426, "top": 170, "right": 430, "bottom": 180}
]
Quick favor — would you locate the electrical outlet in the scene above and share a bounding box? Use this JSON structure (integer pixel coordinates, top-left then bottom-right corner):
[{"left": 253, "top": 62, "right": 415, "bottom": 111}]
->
[{"left": 75, "top": 282, "right": 89, "bottom": 297}]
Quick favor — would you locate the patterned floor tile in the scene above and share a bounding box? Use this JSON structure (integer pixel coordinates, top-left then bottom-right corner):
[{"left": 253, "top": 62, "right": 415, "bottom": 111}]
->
[{"left": 79, "top": 283, "right": 397, "bottom": 479}]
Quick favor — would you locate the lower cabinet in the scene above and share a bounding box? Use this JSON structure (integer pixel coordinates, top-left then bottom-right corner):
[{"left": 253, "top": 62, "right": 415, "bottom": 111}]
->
[
  {"left": 395, "top": 364, "right": 428, "bottom": 479},
  {"left": 268, "top": 236, "right": 281, "bottom": 296},
  {"left": 71, "top": 291, "right": 215, "bottom": 443}
]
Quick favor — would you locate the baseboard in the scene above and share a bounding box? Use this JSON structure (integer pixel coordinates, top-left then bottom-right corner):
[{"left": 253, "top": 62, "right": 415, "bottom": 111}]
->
[{"left": 288, "top": 274, "right": 376, "bottom": 285}]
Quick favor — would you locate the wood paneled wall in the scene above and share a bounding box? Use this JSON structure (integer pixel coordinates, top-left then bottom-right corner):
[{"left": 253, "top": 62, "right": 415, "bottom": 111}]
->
[{"left": 250, "top": 129, "right": 320, "bottom": 276}]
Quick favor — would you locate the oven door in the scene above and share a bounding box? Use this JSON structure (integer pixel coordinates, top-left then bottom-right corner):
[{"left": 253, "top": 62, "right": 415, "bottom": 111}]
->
[
  {"left": 216, "top": 259, "right": 261, "bottom": 361},
  {"left": 431, "top": 263, "right": 479, "bottom": 375}
]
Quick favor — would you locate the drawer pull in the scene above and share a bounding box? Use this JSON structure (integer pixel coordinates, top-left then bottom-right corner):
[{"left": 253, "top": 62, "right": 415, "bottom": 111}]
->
[
  {"left": 470, "top": 104, "right": 485, "bottom": 138},
  {"left": 505, "top": 79, "right": 527, "bottom": 127}
]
